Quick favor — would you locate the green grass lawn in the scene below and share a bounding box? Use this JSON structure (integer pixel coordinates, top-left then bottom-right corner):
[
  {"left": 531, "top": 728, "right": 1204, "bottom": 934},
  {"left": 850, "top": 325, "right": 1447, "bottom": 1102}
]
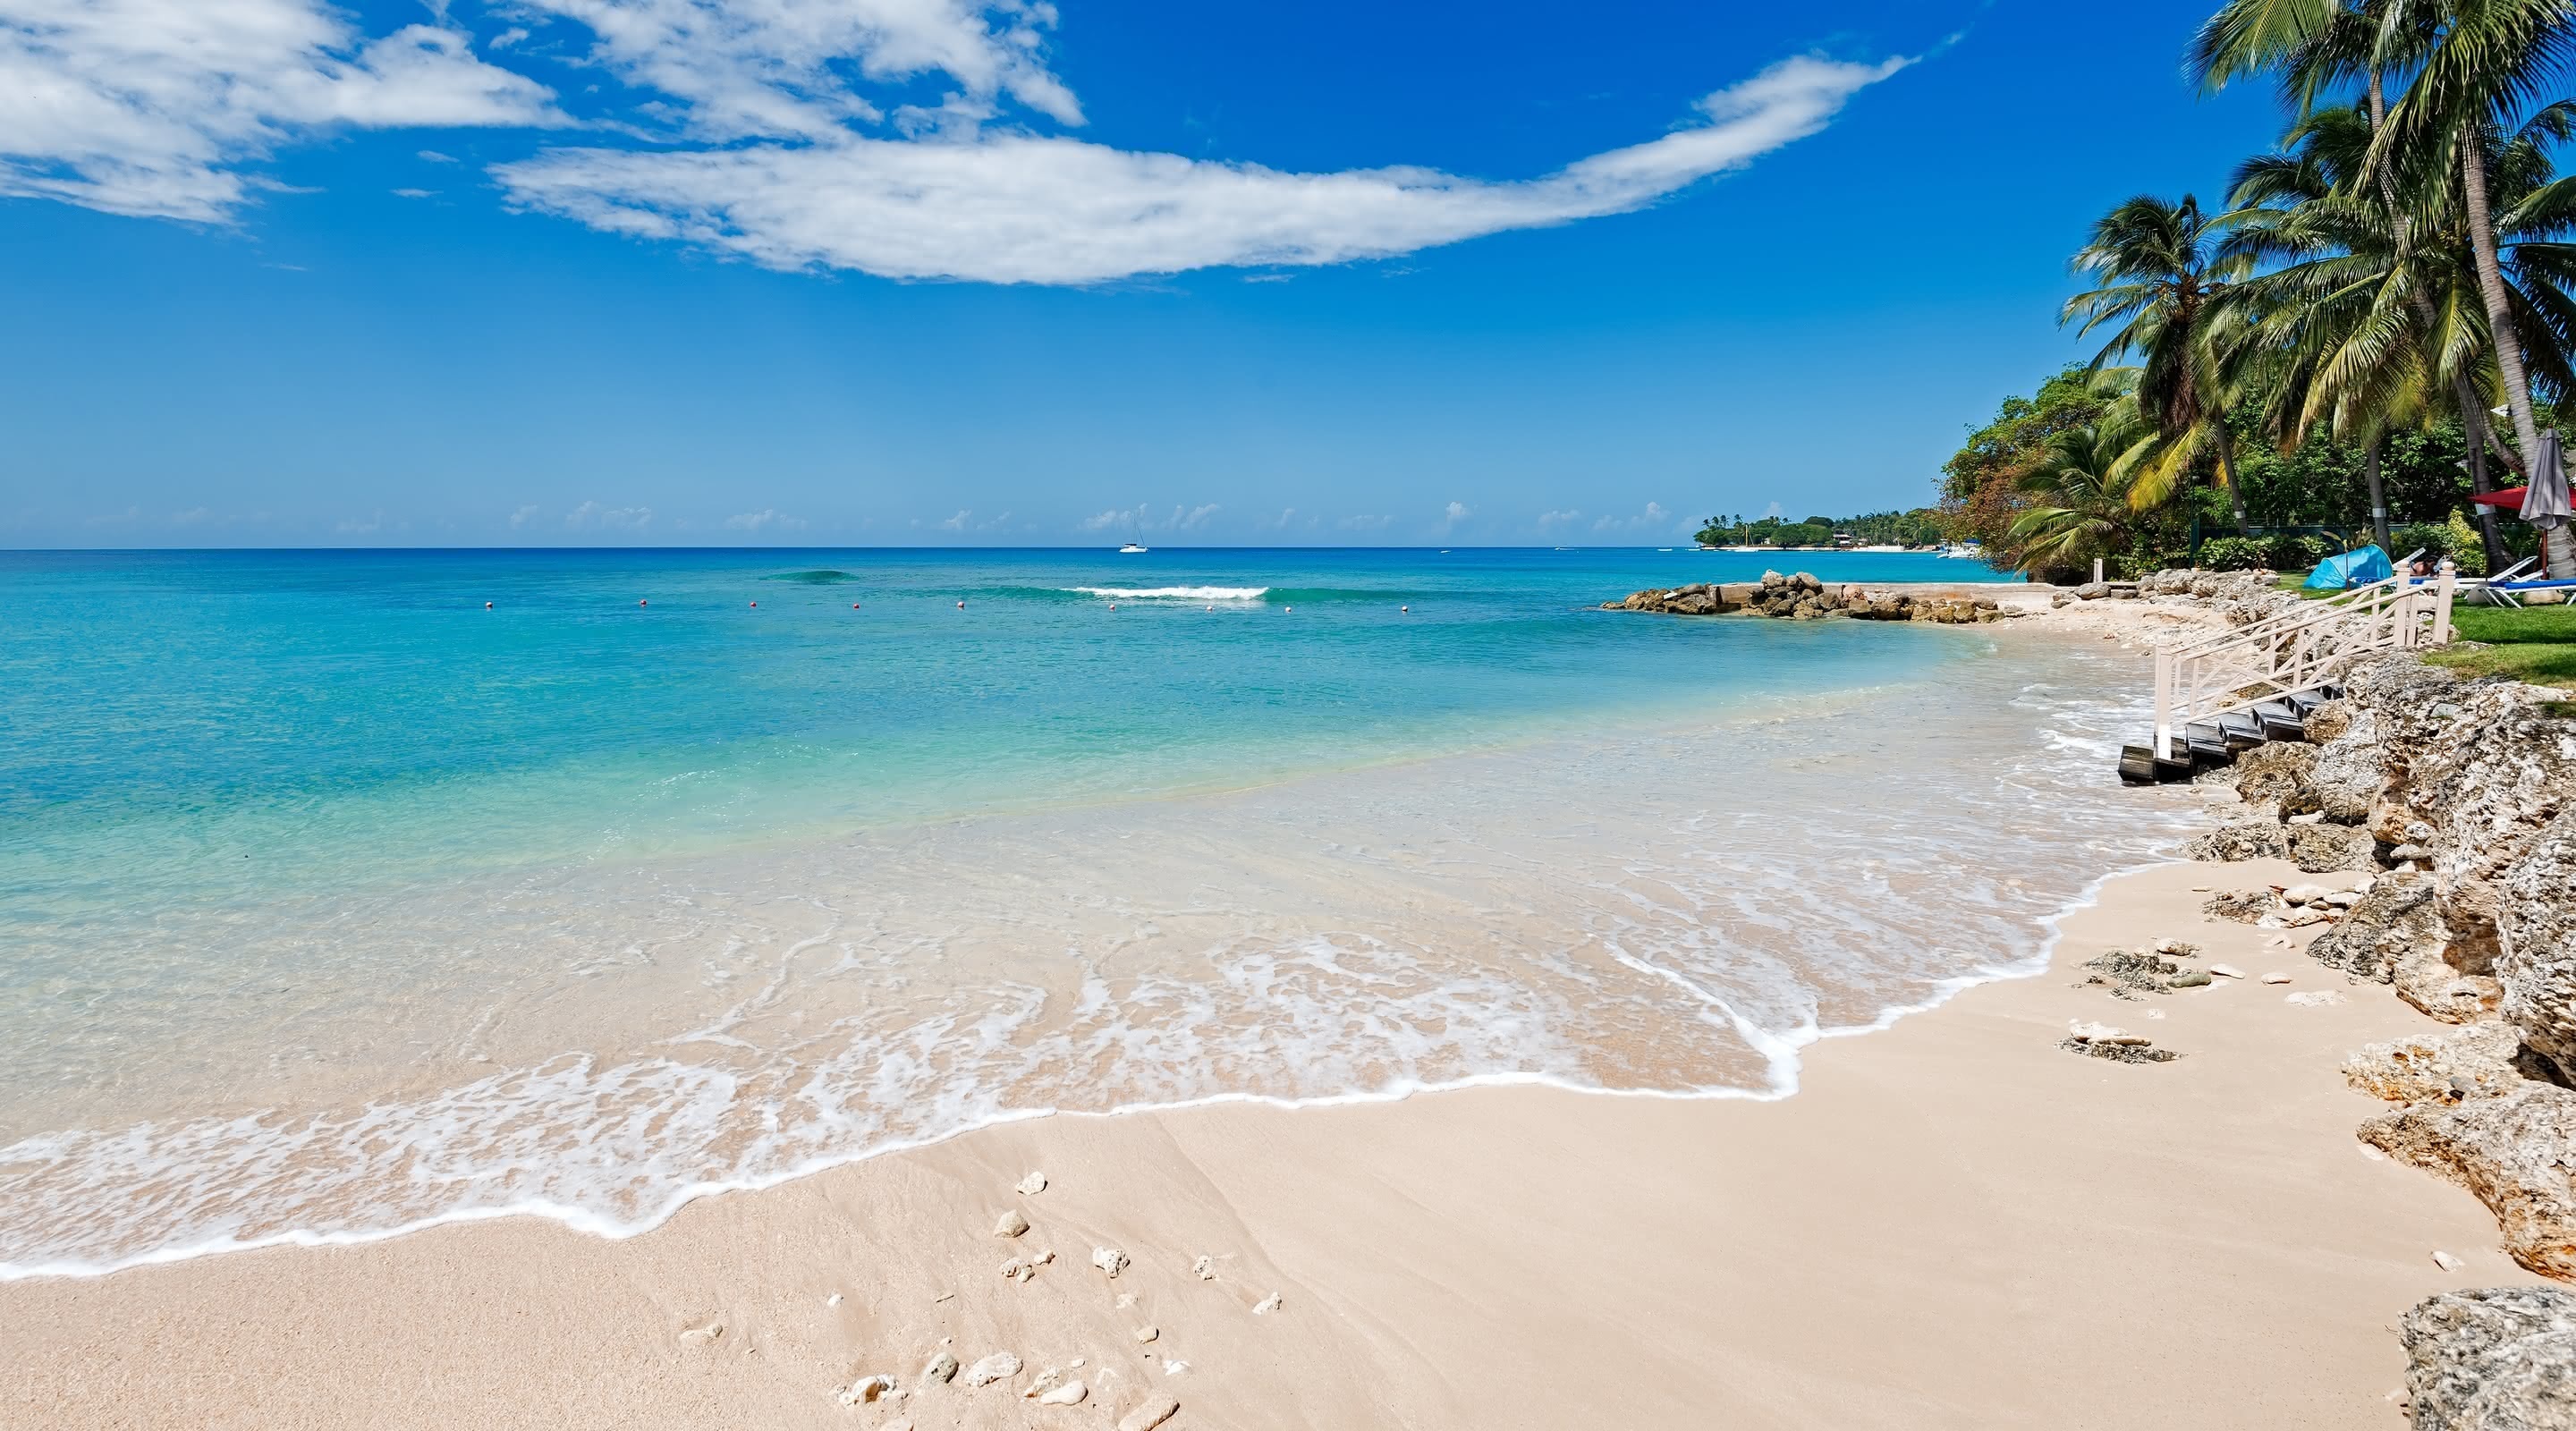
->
[{"left": 2430, "top": 602, "right": 2576, "bottom": 688}]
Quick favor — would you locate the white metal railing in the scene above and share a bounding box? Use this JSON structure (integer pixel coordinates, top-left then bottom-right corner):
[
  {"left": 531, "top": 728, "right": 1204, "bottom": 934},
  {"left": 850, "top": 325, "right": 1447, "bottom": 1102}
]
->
[{"left": 2151, "top": 559, "right": 2456, "bottom": 758}]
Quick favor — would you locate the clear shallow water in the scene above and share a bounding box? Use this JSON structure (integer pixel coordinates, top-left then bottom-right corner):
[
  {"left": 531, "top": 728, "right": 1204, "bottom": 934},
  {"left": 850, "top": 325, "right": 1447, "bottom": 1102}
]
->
[{"left": 0, "top": 548, "right": 2190, "bottom": 1276}]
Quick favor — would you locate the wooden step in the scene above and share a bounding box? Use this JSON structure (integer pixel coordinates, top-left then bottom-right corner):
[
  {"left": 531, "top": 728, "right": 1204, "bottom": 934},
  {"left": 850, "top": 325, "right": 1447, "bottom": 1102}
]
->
[
  {"left": 2253, "top": 701, "right": 2306, "bottom": 741},
  {"left": 2216, "top": 713, "right": 2266, "bottom": 750},
  {"left": 2117, "top": 745, "right": 2161, "bottom": 785}
]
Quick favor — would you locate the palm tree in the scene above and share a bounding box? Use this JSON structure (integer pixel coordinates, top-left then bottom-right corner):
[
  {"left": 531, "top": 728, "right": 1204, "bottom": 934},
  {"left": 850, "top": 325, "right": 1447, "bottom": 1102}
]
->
[
  {"left": 2062, "top": 194, "right": 2259, "bottom": 531},
  {"left": 2198, "top": 0, "right": 2576, "bottom": 572},
  {"left": 2375, "top": 1, "right": 2575, "bottom": 481},
  {"left": 2008, "top": 407, "right": 2160, "bottom": 574},
  {"left": 2225, "top": 97, "right": 2576, "bottom": 563}
]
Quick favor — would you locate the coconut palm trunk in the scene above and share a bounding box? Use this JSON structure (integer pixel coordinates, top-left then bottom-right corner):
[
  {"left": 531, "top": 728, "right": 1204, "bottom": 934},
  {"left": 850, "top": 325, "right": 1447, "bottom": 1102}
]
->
[
  {"left": 2458, "top": 382, "right": 2512, "bottom": 568},
  {"left": 2457, "top": 132, "right": 2576, "bottom": 574},
  {"left": 2363, "top": 434, "right": 2392, "bottom": 553}
]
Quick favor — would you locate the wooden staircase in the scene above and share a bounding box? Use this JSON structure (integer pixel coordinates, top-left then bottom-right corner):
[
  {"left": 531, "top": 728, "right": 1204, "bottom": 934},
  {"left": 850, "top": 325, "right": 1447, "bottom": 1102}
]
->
[{"left": 2116, "top": 563, "right": 2456, "bottom": 785}]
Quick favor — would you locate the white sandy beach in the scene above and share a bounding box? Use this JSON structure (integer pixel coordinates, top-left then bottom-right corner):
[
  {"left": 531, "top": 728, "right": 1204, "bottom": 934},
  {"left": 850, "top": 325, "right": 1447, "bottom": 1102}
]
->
[{"left": 0, "top": 850, "right": 2534, "bottom": 1430}]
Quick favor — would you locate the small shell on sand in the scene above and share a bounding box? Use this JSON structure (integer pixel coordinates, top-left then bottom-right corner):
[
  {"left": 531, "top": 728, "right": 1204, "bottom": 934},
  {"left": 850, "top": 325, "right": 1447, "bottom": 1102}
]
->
[
  {"left": 995, "top": 1208, "right": 1030, "bottom": 1238},
  {"left": 922, "top": 1351, "right": 959, "bottom": 1384},
  {"left": 2206, "top": 963, "right": 2246, "bottom": 979},
  {"left": 1119, "top": 1393, "right": 1182, "bottom": 1430},
  {"left": 677, "top": 1322, "right": 723, "bottom": 1346},
  {"left": 1093, "top": 1246, "right": 1130, "bottom": 1278},
  {"left": 2433, "top": 1250, "right": 2464, "bottom": 1272},
  {"left": 1191, "top": 1255, "right": 1217, "bottom": 1281},
  {"left": 835, "top": 1376, "right": 896, "bottom": 1407},
  {"left": 1253, "top": 1292, "right": 1284, "bottom": 1315},
  {"left": 824, "top": 1293, "right": 843, "bottom": 1308},
  {"left": 961, "top": 1352, "right": 1021, "bottom": 1388},
  {"left": 1016, "top": 1171, "right": 1048, "bottom": 1195},
  {"left": 2262, "top": 973, "right": 2293, "bottom": 985},
  {"left": 1134, "top": 1325, "right": 1159, "bottom": 1343},
  {"left": 1037, "top": 1380, "right": 1088, "bottom": 1406},
  {"left": 1162, "top": 1360, "right": 1190, "bottom": 1376}
]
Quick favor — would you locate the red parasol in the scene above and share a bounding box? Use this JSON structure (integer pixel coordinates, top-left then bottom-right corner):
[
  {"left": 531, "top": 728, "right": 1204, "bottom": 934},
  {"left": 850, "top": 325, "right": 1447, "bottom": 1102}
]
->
[{"left": 2470, "top": 486, "right": 2530, "bottom": 509}]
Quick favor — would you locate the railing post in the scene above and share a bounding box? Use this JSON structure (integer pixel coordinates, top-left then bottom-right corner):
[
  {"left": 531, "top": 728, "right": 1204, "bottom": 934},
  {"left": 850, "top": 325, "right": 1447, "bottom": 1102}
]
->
[
  {"left": 2154, "top": 648, "right": 2174, "bottom": 760},
  {"left": 2433, "top": 558, "right": 2457, "bottom": 645}
]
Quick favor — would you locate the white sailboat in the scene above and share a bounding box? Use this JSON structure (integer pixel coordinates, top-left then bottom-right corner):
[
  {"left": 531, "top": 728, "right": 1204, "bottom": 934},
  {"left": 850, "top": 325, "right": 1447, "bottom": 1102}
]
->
[{"left": 1118, "top": 515, "right": 1148, "bottom": 554}]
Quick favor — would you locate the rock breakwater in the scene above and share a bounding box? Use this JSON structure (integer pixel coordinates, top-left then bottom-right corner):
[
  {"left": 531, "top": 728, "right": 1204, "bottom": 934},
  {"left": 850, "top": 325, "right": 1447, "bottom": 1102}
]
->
[{"left": 1606, "top": 571, "right": 2019, "bottom": 624}]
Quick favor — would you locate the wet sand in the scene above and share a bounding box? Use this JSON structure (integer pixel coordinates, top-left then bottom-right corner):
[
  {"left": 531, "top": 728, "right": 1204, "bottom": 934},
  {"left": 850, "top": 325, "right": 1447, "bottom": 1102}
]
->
[{"left": 1, "top": 856, "right": 2533, "bottom": 1430}]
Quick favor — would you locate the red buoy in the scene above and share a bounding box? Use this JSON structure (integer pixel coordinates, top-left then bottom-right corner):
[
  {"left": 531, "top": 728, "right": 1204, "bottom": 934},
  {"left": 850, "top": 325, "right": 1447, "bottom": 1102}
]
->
[
  {"left": 852, "top": 602, "right": 860, "bottom": 610},
  {"left": 750, "top": 601, "right": 757, "bottom": 608},
  {"left": 640, "top": 599, "right": 648, "bottom": 607}
]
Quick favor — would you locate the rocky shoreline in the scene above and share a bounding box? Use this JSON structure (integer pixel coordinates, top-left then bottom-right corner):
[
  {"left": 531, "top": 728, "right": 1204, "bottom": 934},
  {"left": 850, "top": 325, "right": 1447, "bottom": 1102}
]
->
[
  {"left": 2114, "top": 594, "right": 2576, "bottom": 1424},
  {"left": 1604, "top": 570, "right": 2021, "bottom": 623}
]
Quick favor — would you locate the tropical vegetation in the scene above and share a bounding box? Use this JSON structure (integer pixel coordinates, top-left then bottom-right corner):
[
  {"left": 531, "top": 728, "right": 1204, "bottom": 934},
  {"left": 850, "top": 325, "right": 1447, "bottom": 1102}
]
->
[{"left": 1940, "top": 0, "right": 2576, "bottom": 583}]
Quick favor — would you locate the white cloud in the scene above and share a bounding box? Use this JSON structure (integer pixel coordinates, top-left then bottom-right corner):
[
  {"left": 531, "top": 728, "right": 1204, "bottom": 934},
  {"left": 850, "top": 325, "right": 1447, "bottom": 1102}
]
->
[
  {"left": 0, "top": 0, "right": 1907, "bottom": 290},
  {"left": 0, "top": 0, "right": 565, "bottom": 220},
  {"left": 1080, "top": 503, "right": 1217, "bottom": 534},
  {"left": 1338, "top": 513, "right": 1392, "bottom": 531},
  {"left": 1538, "top": 508, "right": 1581, "bottom": 530},
  {"left": 565, "top": 498, "right": 652, "bottom": 529},
  {"left": 1591, "top": 500, "right": 1684, "bottom": 535},
  {"left": 723, "top": 507, "right": 807, "bottom": 532},
  {"left": 392, "top": 186, "right": 435, "bottom": 198},
  {"left": 418, "top": 148, "right": 458, "bottom": 162},
  {"left": 936, "top": 509, "right": 971, "bottom": 530},
  {"left": 336, "top": 512, "right": 383, "bottom": 533},
  {"left": 494, "top": 54, "right": 1907, "bottom": 284},
  {"left": 509, "top": 503, "right": 540, "bottom": 527}
]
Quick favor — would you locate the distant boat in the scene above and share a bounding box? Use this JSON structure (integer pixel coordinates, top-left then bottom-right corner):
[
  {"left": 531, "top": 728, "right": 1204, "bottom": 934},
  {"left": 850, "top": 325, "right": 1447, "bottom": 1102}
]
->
[{"left": 1118, "top": 542, "right": 1148, "bottom": 554}]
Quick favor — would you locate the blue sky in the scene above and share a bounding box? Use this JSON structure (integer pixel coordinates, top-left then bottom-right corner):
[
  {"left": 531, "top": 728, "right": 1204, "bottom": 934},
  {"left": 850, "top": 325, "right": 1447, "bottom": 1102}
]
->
[{"left": 1, "top": 0, "right": 2287, "bottom": 547}]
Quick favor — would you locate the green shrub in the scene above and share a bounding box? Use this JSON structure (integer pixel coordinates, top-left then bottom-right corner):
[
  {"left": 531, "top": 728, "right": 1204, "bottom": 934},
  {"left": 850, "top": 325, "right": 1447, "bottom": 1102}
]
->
[
  {"left": 2265, "top": 533, "right": 2328, "bottom": 572},
  {"left": 2393, "top": 521, "right": 2453, "bottom": 565},
  {"left": 2445, "top": 512, "right": 2489, "bottom": 576},
  {"left": 2198, "top": 536, "right": 2270, "bottom": 572}
]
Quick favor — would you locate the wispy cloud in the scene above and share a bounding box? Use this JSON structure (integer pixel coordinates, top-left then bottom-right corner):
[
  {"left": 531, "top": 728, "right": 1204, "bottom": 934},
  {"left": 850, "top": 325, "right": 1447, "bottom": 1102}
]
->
[
  {"left": 564, "top": 499, "right": 652, "bottom": 530},
  {"left": 392, "top": 186, "right": 435, "bottom": 198},
  {"left": 508, "top": 503, "right": 540, "bottom": 528},
  {"left": 1538, "top": 508, "right": 1582, "bottom": 530},
  {"left": 0, "top": 0, "right": 566, "bottom": 221},
  {"left": 1590, "top": 500, "right": 1681, "bottom": 535},
  {"left": 1080, "top": 503, "right": 1219, "bottom": 534},
  {"left": 723, "top": 508, "right": 807, "bottom": 532},
  {"left": 0, "top": 0, "right": 1910, "bottom": 287},
  {"left": 496, "top": 55, "right": 1907, "bottom": 284}
]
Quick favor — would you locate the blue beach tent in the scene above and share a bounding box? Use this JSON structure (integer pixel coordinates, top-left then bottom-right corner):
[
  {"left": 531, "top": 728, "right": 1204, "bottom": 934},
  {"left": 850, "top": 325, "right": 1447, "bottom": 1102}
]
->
[{"left": 2305, "top": 545, "right": 2394, "bottom": 590}]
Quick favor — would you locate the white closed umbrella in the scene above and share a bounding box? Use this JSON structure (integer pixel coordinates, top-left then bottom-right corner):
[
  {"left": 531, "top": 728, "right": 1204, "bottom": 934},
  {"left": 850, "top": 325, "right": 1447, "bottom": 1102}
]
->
[{"left": 2526, "top": 429, "right": 2576, "bottom": 577}]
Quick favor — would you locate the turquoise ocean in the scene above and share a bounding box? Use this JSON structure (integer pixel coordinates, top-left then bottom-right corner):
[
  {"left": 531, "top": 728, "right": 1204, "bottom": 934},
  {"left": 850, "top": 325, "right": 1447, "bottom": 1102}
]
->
[{"left": 0, "top": 548, "right": 2195, "bottom": 1276}]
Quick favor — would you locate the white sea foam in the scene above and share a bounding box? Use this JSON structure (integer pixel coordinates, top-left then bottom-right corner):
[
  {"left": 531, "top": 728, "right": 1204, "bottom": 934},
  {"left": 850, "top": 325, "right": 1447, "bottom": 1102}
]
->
[
  {"left": 0, "top": 644, "right": 2201, "bottom": 1280},
  {"left": 1066, "top": 586, "right": 1268, "bottom": 601}
]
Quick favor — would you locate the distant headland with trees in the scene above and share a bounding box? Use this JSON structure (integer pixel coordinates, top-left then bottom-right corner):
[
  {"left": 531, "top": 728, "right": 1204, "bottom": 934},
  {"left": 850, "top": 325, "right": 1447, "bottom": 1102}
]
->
[{"left": 1690, "top": 510, "right": 1946, "bottom": 550}]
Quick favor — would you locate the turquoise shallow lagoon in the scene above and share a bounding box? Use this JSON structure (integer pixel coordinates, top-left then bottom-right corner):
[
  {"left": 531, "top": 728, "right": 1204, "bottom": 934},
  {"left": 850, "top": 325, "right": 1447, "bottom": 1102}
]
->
[{"left": 0, "top": 548, "right": 2193, "bottom": 1275}]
